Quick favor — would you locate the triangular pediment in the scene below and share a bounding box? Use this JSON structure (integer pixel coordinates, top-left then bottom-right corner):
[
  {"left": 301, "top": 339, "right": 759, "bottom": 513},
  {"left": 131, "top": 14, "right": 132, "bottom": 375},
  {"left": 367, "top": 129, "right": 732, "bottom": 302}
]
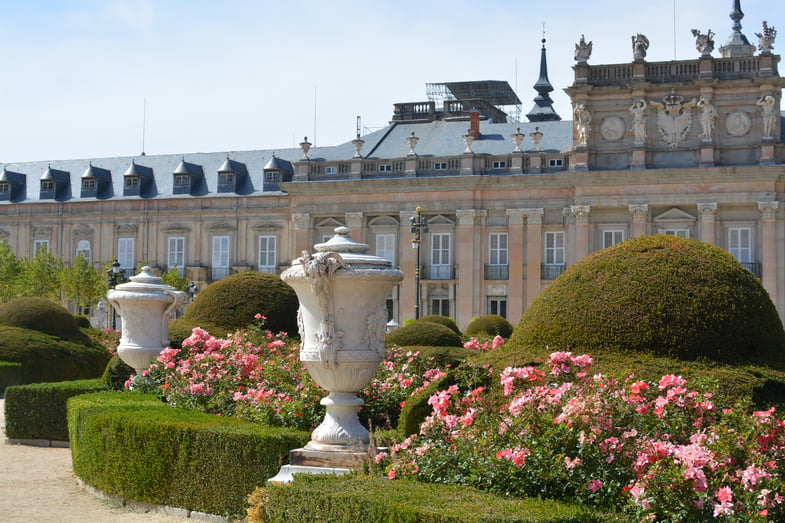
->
[
  {"left": 652, "top": 208, "right": 696, "bottom": 223},
  {"left": 314, "top": 217, "right": 344, "bottom": 229},
  {"left": 427, "top": 214, "right": 455, "bottom": 226}
]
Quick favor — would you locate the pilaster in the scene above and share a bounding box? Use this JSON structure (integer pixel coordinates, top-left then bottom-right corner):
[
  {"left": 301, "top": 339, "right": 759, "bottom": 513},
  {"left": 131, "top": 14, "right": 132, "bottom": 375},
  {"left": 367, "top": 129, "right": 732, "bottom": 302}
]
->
[
  {"left": 758, "top": 201, "right": 779, "bottom": 303},
  {"left": 291, "top": 213, "right": 312, "bottom": 255},
  {"left": 628, "top": 204, "right": 649, "bottom": 237},
  {"left": 399, "top": 210, "right": 418, "bottom": 323},
  {"left": 506, "top": 209, "right": 525, "bottom": 323},
  {"left": 522, "top": 208, "right": 543, "bottom": 310},
  {"left": 697, "top": 203, "right": 717, "bottom": 244},
  {"left": 456, "top": 209, "right": 477, "bottom": 330},
  {"left": 571, "top": 205, "right": 591, "bottom": 260}
]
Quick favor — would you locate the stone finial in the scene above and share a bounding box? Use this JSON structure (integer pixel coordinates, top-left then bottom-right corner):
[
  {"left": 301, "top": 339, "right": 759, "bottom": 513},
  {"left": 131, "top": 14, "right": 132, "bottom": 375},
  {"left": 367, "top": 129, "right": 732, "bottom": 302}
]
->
[
  {"left": 511, "top": 128, "right": 525, "bottom": 153},
  {"left": 299, "top": 136, "right": 312, "bottom": 160},
  {"left": 529, "top": 127, "right": 543, "bottom": 151},
  {"left": 691, "top": 28, "right": 716, "bottom": 56},
  {"left": 406, "top": 131, "right": 419, "bottom": 157},
  {"left": 352, "top": 136, "right": 365, "bottom": 159},
  {"left": 574, "top": 34, "right": 592, "bottom": 64},
  {"left": 462, "top": 130, "right": 475, "bottom": 154},
  {"left": 755, "top": 21, "right": 777, "bottom": 53}
]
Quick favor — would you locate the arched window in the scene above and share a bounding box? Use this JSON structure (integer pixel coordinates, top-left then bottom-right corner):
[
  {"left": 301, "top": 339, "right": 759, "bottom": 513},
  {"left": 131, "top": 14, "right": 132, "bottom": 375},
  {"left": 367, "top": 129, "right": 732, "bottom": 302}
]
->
[{"left": 76, "top": 239, "right": 91, "bottom": 262}]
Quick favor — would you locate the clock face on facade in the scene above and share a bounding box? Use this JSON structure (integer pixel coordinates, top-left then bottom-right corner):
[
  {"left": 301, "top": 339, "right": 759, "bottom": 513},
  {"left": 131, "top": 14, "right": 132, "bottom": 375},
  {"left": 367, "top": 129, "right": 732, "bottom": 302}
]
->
[
  {"left": 601, "top": 116, "right": 626, "bottom": 142},
  {"left": 725, "top": 112, "right": 751, "bottom": 137}
]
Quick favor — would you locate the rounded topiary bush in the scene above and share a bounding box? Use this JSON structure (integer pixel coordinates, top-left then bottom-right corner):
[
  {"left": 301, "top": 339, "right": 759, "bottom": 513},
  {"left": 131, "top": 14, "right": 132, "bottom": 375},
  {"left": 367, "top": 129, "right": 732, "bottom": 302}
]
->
[
  {"left": 0, "top": 297, "right": 79, "bottom": 337},
  {"left": 175, "top": 272, "right": 299, "bottom": 340},
  {"left": 465, "top": 314, "right": 514, "bottom": 338},
  {"left": 386, "top": 321, "right": 463, "bottom": 348},
  {"left": 416, "top": 315, "right": 461, "bottom": 336},
  {"left": 509, "top": 235, "right": 785, "bottom": 369}
]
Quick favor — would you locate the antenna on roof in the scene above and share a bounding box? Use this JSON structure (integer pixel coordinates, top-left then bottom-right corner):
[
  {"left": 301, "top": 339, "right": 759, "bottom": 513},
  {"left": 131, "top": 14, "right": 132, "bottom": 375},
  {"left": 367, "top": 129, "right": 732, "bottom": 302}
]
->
[
  {"left": 356, "top": 116, "right": 361, "bottom": 138},
  {"left": 313, "top": 85, "right": 317, "bottom": 147},
  {"left": 141, "top": 98, "right": 147, "bottom": 156}
]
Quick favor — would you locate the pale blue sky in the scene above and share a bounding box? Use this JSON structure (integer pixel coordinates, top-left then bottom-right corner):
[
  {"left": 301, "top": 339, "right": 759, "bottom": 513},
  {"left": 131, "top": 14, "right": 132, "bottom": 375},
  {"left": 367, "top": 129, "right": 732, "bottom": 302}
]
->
[{"left": 0, "top": 0, "right": 781, "bottom": 162}]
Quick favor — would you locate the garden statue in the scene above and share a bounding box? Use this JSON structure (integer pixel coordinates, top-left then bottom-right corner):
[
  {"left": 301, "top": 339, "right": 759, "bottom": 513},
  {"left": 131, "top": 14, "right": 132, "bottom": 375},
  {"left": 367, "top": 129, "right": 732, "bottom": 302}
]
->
[
  {"left": 106, "top": 266, "right": 186, "bottom": 375},
  {"left": 273, "top": 227, "right": 403, "bottom": 481}
]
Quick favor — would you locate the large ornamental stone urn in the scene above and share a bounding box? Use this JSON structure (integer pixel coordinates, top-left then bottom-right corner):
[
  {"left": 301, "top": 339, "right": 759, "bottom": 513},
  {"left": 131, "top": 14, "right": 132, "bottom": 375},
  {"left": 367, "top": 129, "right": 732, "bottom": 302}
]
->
[
  {"left": 276, "top": 227, "right": 402, "bottom": 476},
  {"left": 107, "top": 267, "right": 186, "bottom": 375}
]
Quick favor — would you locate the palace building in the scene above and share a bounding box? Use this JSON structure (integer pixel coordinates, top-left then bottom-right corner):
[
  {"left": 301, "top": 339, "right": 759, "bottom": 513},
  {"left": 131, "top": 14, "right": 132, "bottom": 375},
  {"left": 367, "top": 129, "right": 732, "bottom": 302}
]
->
[{"left": 1, "top": 2, "right": 783, "bottom": 329}]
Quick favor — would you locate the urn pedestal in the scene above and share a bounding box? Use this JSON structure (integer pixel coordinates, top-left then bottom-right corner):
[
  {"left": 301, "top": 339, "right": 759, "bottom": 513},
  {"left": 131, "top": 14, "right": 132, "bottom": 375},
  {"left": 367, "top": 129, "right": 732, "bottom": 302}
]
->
[
  {"left": 106, "top": 267, "right": 186, "bottom": 375},
  {"left": 269, "top": 227, "right": 403, "bottom": 482}
]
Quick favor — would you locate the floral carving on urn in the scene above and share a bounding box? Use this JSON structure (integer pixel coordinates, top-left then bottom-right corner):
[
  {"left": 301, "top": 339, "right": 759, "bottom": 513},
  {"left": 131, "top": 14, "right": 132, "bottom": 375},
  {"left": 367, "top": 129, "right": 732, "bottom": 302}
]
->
[
  {"left": 106, "top": 266, "right": 186, "bottom": 375},
  {"left": 281, "top": 227, "right": 403, "bottom": 450}
]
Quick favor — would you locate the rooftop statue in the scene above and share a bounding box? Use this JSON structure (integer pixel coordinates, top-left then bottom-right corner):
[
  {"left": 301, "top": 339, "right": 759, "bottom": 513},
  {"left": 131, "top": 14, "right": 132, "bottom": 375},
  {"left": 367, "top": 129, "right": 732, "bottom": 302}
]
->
[
  {"left": 691, "top": 28, "right": 715, "bottom": 56},
  {"left": 574, "top": 34, "right": 593, "bottom": 64},
  {"left": 755, "top": 21, "right": 777, "bottom": 53},
  {"left": 632, "top": 34, "right": 649, "bottom": 60}
]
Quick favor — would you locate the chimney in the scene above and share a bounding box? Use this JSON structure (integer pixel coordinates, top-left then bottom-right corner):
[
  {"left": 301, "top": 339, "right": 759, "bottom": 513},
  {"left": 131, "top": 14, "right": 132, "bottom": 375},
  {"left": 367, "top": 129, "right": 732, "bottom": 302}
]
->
[{"left": 469, "top": 111, "right": 481, "bottom": 139}]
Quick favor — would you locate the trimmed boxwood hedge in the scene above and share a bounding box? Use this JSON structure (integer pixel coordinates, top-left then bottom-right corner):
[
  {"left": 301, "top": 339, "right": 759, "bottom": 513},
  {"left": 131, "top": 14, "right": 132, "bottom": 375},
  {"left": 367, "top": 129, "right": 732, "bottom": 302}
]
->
[
  {"left": 386, "top": 322, "right": 463, "bottom": 348},
  {"left": 68, "top": 391, "right": 310, "bottom": 517},
  {"left": 0, "top": 297, "right": 80, "bottom": 337},
  {"left": 510, "top": 235, "right": 785, "bottom": 369},
  {"left": 170, "top": 271, "right": 299, "bottom": 345},
  {"left": 465, "top": 314, "right": 514, "bottom": 338},
  {"left": 0, "top": 325, "right": 110, "bottom": 391},
  {"left": 416, "top": 314, "right": 461, "bottom": 335},
  {"left": 250, "top": 474, "right": 622, "bottom": 522},
  {"left": 4, "top": 379, "right": 106, "bottom": 441}
]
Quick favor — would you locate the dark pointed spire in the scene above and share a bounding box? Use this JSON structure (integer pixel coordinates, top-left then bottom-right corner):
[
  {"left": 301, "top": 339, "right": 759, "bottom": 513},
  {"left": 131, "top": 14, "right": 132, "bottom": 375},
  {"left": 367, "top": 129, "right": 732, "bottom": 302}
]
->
[
  {"left": 526, "top": 38, "right": 561, "bottom": 122},
  {"left": 719, "top": 0, "right": 755, "bottom": 57}
]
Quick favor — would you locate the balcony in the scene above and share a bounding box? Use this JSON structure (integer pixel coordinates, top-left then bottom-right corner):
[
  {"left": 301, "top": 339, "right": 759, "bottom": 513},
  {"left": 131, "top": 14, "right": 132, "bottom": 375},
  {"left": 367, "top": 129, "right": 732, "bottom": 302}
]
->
[
  {"left": 541, "top": 264, "right": 566, "bottom": 280},
  {"left": 423, "top": 265, "right": 455, "bottom": 280},
  {"left": 741, "top": 262, "right": 762, "bottom": 279},
  {"left": 484, "top": 264, "right": 509, "bottom": 280}
]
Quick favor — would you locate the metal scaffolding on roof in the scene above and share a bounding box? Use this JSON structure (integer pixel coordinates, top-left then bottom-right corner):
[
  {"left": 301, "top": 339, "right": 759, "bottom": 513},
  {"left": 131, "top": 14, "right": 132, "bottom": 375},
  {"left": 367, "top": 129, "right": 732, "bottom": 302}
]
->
[{"left": 425, "top": 80, "right": 522, "bottom": 122}]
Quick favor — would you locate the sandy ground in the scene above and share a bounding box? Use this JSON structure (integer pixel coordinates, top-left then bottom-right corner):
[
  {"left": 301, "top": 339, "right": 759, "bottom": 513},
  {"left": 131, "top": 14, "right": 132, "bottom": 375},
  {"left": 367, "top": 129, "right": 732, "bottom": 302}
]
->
[{"left": 0, "top": 397, "right": 195, "bottom": 523}]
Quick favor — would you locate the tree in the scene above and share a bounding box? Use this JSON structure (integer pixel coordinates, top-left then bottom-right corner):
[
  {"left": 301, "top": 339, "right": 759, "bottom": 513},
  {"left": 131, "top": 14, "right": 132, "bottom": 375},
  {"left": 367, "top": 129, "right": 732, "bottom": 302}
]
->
[
  {"left": 161, "top": 266, "right": 188, "bottom": 291},
  {"left": 60, "top": 253, "right": 106, "bottom": 315},
  {"left": 17, "top": 245, "right": 62, "bottom": 301},
  {"left": 0, "top": 241, "right": 22, "bottom": 303}
]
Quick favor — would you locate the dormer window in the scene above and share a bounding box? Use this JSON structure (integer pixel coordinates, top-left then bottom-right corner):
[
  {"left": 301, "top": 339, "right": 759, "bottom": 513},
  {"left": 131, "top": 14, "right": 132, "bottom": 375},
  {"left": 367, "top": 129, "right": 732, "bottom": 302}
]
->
[
  {"left": 173, "top": 159, "right": 203, "bottom": 196},
  {"left": 218, "top": 171, "right": 234, "bottom": 185},
  {"left": 80, "top": 163, "right": 111, "bottom": 199},
  {"left": 264, "top": 171, "right": 281, "bottom": 183},
  {"left": 125, "top": 176, "right": 139, "bottom": 188},
  {"left": 0, "top": 182, "right": 9, "bottom": 194},
  {"left": 123, "top": 160, "right": 153, "bottom": 197},
  {"left": 0, "top": 168, "right": 26, "bottom": 202},
  {"left": 82, "top": 177, "right": 96, "bottom": 190},
  {"left": 174, "top": 174, "right": 189, "bottom": 186},
  {"left": 217, "top": 157, "right": 243, "bottom": 193},
  {"left": 41, "top": 179, "right": 55, "bottom": 191}
]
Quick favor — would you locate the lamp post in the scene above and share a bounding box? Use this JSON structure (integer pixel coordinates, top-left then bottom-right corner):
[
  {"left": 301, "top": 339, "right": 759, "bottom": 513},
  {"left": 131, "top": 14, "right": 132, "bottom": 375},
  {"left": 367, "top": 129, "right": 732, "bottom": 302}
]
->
[
  {"left": 106, "top": 260, "right": 123, "bottom": 330},
  {"left": 410, "top": 206, "right": 428, "bottom": 320}
]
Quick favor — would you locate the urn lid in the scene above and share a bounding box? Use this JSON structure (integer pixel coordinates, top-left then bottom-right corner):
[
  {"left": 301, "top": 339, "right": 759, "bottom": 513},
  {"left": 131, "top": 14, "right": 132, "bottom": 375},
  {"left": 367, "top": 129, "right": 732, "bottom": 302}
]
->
[
  {"left": 114, "top": 266, "right": 178, "bottom": 293},
  {"left": 314, "top": 227, "right": 393, "bottom": 268}
]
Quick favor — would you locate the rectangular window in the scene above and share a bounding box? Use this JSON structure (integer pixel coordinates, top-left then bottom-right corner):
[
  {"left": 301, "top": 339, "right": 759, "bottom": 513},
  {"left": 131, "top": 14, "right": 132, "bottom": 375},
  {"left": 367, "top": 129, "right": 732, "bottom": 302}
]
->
[
  {"left": 212, "top": 235, "right": 230, "bottom": 280},
  {"left": 375, "top": 234, "right": 396, "bottom": 266},
  {"left": 117, "top": 237, "right": 135, "bottom": 272},
  {"left": 603, "top": 230, "right": 625, "bottom": 249},
  {"left": 378, "top": 164, "right": 392, "bottom": 173},
  {"left": 492, "top": 160, "right": 506, "bottom": 169},
  {"left": 41, "top": 180, "right": 55, "bottom": 191},
  {"left": 76, "top": 240, "right": 91, "bottom": 263},
  {"left": 434, "top": 162, "right": 447, "bottom": 171},
  {"left": 658, "top": 228, "right": 689, "bottom": 239},
  {"left": 489, "top": 298, "right": 507, "bottom": 318},
  {"left": 258, "top": 235, "right": 277, "bottom": 273},
  {"left": 431, "top": 298, "right": 450, "bottom": 317},
  {"left": 549, "top": 159, "right": 564, "bottom": 167},
  {"left": 324, "top": 166, "right": 337, "bottom": 175},
  {"left": 264, "top": 171, "right": 282, "bottom": 183},
  {"left": 124, "top": 176, "right": 139, "bottom": 188},
  {"left": 174, "top": 174, "right": 189, "bottom": 186},
  {"left": 728, "top": 227, "right": 752, "bottom": 263},
  {"left": 33, "top": 239, "right": 50, "bottom": 254},
  {"left": 429, "top": 233, "right": 451, "bottom": 279},
  {"left": 167, "top": 236, "right": 185, "bottom": 275},
  {"left": 218, "top": 172, "right": 234, "bottom": 185},
  {"left": 488, "top": 233, "right": 508, "bottom": 265},
  {"left": 82, "top": 178, "right": 96, "bottom": 190},
  {"left": 0, "top": 182, "right": 9, "bottom": 193},
  {"left": 544, "top": 232, "right": 565, "bottom": 265}
]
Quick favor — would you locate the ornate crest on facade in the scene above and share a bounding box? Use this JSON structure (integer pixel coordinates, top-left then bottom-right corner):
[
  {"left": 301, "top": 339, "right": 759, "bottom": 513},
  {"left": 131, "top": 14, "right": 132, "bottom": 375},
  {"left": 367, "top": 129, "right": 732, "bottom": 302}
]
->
[{"left": 650, "top": 90, "right": 697, "bottom": 148}]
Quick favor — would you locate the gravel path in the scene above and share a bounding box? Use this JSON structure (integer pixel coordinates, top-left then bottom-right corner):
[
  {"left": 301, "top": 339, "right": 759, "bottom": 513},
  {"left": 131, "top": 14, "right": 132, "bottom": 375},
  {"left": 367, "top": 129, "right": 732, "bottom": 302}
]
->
[{"left": 0, "top": 397, "right": 194, "bottom": 523}]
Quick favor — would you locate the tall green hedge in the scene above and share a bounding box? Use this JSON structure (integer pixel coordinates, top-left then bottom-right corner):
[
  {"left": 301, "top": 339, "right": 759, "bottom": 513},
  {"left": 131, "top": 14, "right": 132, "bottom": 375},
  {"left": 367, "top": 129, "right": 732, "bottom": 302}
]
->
[
  {"left": 386, "top": 321, "right": 463, "bottom": 348},
  {"left": 4, "top": 379, "right": 106, "bottom": 441},
  {"left": 68, "top": 392, "right": 310, "bottom": 517},
  {"left": 510, "top": 235, "right": 785, "bottom": 369},
  {"left": 0, "top": 297, "right": 80, "bottom": 337}
]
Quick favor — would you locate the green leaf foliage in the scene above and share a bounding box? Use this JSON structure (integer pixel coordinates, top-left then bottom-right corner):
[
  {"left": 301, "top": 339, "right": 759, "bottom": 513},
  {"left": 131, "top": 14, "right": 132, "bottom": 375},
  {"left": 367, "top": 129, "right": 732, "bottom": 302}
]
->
[
  {"left": 465, "top": 314, "right": 514, "bottom": 338},
  {"left": 59, "top": 253, "right": 106, "bottom": 312},
  {"left": 509, "top": 235, "right": 785, "bottom": 369},
  {"left": 386, "top": 321, "right": 463, "bottom": 348},
  {"left": 417, "top": 314, "right": 461, "bottom": 335},
  {"left": 0, "top": 297, "right": 79, "bottom": 337}
]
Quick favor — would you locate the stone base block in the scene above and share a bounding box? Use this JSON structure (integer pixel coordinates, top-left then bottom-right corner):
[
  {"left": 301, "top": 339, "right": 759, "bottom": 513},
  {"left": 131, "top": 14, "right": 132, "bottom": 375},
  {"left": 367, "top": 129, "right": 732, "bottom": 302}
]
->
[{"left": 267, "top": 446, "right": 376, "bottom": 484}]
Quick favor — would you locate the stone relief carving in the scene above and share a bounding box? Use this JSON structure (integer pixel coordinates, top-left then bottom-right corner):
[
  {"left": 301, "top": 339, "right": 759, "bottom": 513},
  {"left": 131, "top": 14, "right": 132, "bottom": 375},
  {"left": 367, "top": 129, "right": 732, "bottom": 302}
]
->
[
  {"left": 691, "top": 28, "right": 715, "bottom": 56},
  {"left": 632, "top": 34, "right": 649, "bottom": 60},
  {"left": 299, "top": 250, "right": 348, "bottom": 368},
  {"left": 574, "top": 34, "right": 592, "bottom": 64},
  {"left": 696, "top": 96, "right": 718, "bottom": 141},
  {"left": 574, "top": 103, "right": 592, "bottom": 145},
  {"left": 600, "top": 117, "right": 625, "bottom": 142},
  {"left": 725, "top": 112, "right": 751, "bottom": 137},
  {"left": 362, "top": 304, "right": 389, "bottom": 359},
  {"left": 628, "top": 99, "right": 648, "bottom": 143},
  {"left": 650, "top": 90, "right": 697, "bottom": 148},
  {"left": 757, "top": 95, "right": 777, "bottom": 139},
  {"left": 755, "top": 21, "right": 777, "bottom": 53}
]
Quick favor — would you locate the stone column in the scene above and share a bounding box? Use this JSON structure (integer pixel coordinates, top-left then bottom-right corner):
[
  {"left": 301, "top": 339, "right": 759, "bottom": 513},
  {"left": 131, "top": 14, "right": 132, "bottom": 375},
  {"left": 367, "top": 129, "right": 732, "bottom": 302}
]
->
[
  {"left": 399, "top": 210, "right": 417, "bottom": 323},
  {"left": 571, "top": 205, "right": 591, "bottom": 261},
  {"left": 523, "top": 208, "right": 544, "bottom": 310},
  {"left": 456, "top": 209, "right": 477, "bottom": 330},
  {"left": 697, "top": 203, "right": 717, "bottom": 244},
  {"left": 291, "top": 213, "right": 312, "bottom": 255},
  {"left": 758, "top": 201, "right": 779, "bottom": 302},
  {"left": 506, "top": 209, "right": 525, "bottom": 323},
  {"left": 629, "top": 204, "right": 649, "bottom": 237}
]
